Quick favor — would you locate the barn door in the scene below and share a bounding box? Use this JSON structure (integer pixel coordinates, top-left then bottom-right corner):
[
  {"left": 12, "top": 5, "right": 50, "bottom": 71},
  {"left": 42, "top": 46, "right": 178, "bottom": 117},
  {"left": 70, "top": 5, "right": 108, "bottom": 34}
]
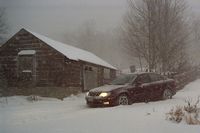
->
[
  {"left": 83, "top": 65, "right": 98, "bottom": 91},
  {"left": 18, "top": 50, "right": 36, "bottom": 87}
]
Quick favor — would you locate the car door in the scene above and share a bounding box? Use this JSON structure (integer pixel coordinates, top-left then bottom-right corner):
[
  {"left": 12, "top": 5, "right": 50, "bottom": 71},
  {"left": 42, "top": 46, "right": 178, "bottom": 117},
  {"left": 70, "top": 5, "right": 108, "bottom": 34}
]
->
[
  {"left": 131, "top": 74, "right": 151, "bottom": 102},
  {"left": 149, "top": 73, "right": 164, "bottom": 100}
]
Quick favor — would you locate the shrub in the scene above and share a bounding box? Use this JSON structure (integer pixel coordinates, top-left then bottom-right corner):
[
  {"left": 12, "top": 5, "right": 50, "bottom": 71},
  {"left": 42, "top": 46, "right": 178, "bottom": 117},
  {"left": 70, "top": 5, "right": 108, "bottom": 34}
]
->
[
  {"left": 166, "top": 106, "right": 184, "bottom": 123},
  {"left": 166, "top": 97, "right": 200, "bottom": 125}
]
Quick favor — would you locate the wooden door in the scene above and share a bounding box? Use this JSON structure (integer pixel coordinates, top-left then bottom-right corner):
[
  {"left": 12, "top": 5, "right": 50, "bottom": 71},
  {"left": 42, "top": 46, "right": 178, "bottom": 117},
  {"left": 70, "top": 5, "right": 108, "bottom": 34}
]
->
[
  {"left": 18, "top": 55, "right": 36, "bottom": 87},
  {"left": 83, "top": 65, "right": 98, "bottom": 91}
]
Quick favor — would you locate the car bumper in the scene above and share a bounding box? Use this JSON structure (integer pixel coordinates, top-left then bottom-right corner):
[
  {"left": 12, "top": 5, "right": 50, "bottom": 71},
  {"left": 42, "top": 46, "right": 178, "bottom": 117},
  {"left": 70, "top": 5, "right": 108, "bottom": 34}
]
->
[{"left": 85, "top": 96, "right": 116, "bottom": 107}]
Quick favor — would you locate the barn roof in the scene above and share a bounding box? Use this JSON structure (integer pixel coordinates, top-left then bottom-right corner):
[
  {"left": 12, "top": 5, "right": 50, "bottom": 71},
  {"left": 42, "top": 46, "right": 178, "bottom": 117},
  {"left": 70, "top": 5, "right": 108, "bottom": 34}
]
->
[{"left": 25, "top": 29, "right": 117, "bottom": 70}]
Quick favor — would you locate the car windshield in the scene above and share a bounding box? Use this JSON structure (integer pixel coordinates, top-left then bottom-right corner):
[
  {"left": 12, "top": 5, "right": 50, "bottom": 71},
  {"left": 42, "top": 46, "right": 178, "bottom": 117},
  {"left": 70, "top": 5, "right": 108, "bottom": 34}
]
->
[{"left": 110, "top": 74, "right": 137, "bottom": 85}]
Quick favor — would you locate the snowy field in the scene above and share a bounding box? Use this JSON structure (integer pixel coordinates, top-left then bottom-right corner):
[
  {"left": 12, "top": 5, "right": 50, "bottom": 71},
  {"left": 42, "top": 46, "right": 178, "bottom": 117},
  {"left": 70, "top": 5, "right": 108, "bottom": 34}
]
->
[{"left": 1, "top": 80, "right": 200, "bottom": 133}]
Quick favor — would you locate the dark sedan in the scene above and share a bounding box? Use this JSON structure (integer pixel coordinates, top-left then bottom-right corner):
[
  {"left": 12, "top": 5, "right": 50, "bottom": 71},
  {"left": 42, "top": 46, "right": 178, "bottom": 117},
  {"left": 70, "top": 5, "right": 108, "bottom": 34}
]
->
[{"left": 85, "top": 72, "right": 177, "bottom": 107}]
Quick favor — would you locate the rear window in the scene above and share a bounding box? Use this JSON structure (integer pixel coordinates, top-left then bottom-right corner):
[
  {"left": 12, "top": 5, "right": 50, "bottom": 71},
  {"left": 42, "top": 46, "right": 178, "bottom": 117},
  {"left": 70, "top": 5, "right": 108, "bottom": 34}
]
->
[
  {"left": 136, "top": 74, "right": 151, "bottom": 83},
  {"left": 111, "top": 74, "right": 137, "bottom": 85},
  {"left": 149, "top": 73, "right": 164, "bottom": 82}
]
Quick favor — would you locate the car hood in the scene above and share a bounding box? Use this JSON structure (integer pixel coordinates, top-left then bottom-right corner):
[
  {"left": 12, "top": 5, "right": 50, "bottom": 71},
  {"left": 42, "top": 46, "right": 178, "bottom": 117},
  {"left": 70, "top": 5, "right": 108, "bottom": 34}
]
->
[{"left": 90, "top": 85, "right": 126, "bottom": 92}]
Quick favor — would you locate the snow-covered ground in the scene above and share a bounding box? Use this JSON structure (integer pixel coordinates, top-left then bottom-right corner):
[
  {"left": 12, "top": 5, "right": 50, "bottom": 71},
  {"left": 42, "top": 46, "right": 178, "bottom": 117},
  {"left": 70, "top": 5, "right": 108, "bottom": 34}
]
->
[{"left": 1, "top": 80, "right": 200, "bottom": 133}]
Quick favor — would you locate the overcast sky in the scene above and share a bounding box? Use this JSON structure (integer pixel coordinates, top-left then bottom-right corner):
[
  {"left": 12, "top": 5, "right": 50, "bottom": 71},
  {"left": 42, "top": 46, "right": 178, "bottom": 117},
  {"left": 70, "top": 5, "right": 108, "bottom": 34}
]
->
[
  {"left": 1, "top": 0, "right": 199, "bottom": 42},
  {"left": 0, "top": 0, "right": 126, "bottom": 42},
  {"left": 1, "top": 0, "right": 200, "bottom": 68}
]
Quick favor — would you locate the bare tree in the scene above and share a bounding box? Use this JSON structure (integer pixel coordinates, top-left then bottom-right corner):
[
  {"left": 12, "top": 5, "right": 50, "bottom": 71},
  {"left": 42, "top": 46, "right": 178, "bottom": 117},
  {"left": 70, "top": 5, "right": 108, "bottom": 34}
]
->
[
  {"left": 122, "top": 0, "right": 189, "bottom": 72},
  {"left": 65, "top": 19, "right": 145, "bottom": 69},
  {"left": 0, "top": 8, "right": 8, "bottom": 44}
]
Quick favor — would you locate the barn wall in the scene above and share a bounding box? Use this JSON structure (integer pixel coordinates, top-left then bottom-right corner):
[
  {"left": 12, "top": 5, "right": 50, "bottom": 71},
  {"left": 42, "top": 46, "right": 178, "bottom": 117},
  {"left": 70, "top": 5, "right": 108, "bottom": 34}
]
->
[
  {"left": 64, "top": 59, "right": 82, "bottom": 88},
  {"left": 0, "top": 29, "right": 82, "bottom": 98},
  {"left": 110, "top": 69, "right": 116, "bottom": 80}
]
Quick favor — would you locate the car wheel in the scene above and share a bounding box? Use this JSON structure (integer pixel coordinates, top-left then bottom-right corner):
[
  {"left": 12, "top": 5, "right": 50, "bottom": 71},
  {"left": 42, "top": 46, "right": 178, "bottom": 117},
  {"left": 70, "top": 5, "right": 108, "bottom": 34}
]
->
[
  {"left": 144, "top": 98, "right": 150, "bottom": 103},
  {"left": 162, "top": 89, "right": 172, "bottom": 100},
  {"left": 118, "top": 94, "right": 129, "bottom": 105}
]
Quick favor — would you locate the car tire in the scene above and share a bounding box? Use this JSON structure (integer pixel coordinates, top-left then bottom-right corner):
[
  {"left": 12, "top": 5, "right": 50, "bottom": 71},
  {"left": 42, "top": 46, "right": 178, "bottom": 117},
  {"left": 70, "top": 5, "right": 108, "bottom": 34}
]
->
[
  {"left": 144, "top": 98, "right": 150, "bottom": 103},
  {"left": 162, "top": 88, "right": 172, "bottom": 100},
  {"left": 117, "top": 94, "right": 129, "bottom": 105}
]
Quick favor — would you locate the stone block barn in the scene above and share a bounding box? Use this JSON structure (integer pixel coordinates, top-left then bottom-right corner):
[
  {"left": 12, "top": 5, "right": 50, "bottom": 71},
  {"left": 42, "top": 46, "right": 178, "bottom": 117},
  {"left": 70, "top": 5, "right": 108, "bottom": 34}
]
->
[{"left": 0, "top": 28, "right": 117, "bottom": 98}]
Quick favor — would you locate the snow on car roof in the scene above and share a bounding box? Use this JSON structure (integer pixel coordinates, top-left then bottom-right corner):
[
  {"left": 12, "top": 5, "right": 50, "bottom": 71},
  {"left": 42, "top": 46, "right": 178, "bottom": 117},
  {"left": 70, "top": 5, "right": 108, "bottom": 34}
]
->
[{"left": 26, "top": 29, "right": 117, "bottom": 70}]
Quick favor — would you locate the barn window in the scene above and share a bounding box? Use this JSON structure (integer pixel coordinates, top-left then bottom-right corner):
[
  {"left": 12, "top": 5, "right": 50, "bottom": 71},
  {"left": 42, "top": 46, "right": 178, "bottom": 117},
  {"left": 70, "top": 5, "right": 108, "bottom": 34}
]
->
[
  {"left": 84, "top": 66, "right": 93, "bottom": 71},
  {"left": 104, "top": 68, "right": 110, "bottom": 79}
]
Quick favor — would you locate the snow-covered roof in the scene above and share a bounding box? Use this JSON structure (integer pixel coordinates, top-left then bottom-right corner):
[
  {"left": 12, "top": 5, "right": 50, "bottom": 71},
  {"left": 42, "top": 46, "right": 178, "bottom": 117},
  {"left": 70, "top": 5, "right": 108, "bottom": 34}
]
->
[
  {"left": 18, "top": 50, "right": 36, "bottom": 55},
  {"left": 25, "top": 29, "right": 116, "bottom": 70}
]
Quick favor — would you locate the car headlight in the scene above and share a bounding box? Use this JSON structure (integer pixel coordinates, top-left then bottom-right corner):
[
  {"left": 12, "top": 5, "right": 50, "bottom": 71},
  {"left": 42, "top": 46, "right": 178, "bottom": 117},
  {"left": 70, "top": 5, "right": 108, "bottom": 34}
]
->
[{"left": 99, "top": 92, "right": 110, "bottom": 97}]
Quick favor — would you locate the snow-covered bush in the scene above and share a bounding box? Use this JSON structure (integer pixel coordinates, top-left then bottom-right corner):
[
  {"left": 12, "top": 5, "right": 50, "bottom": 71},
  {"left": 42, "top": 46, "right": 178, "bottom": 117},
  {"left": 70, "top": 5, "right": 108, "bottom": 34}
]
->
[
  {"left": 166, "top": 97, "right": 200, "bottom": 125},
  {"left": 184, "top": 98, "right": 199, "bottom": 113},
  {"left": 184, "top": 97, "right": 200, "bottom": 125},
  {"left": 166, "top": 106, "right": 184, "bottom": 123}
]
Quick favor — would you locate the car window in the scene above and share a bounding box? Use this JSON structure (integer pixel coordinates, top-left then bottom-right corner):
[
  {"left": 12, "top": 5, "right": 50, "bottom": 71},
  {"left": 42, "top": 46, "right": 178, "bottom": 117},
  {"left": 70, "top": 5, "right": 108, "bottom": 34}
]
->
[
  {"left": 111, "top": 74, "right": 137, "bottom": 85},
  {"left": 136, "top": 74, "right": 151, "bottom": 84},
  {"left": 149, "top": 73, "right": 164, "bottom": 82}
]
